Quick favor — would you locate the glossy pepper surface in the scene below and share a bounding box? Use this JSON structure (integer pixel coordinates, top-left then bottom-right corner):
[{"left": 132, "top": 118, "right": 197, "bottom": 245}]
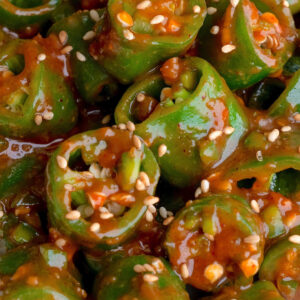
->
[
  {"left": 46, "top": 127, "right": 160, "bottom": 249},
  {"left": 115, "top": 57, "right": 248, "bottom": 187}
]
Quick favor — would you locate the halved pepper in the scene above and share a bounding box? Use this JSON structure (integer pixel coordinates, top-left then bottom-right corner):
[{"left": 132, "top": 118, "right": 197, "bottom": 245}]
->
[
  {"left": 93, "top": 255, "right": 189, "bottom": 300},
  {"left": 49, "top": 9, "right": 118, "bottom": 104},
  {"left": 164, "top": 194, "right": 265, "bottom": 291},
  {"left": 198, "top": 0, "right": 296, "bottom": 90},
  {"left": 0, "top": 35, "right": 78, "bottom": 139},
  {"left": 46, "top": 127, "right": 160, "bottom": 249},
  {"left": 0, "top": 0, "right": 61, "bottom": 31},
  {"left": 90, "top": 0, "right": 207, "bottom": 83},
  {"left": 115, "top": 57, "right": 248, "bottom": 187}
]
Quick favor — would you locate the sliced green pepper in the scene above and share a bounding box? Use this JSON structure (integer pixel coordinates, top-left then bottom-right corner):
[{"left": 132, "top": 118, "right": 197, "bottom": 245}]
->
[
  {"left": 46, "top": 127, "right": 160, "bottom": 249},
  {"left": 93, "top": 255, "right": 189, "bottom": 300}
]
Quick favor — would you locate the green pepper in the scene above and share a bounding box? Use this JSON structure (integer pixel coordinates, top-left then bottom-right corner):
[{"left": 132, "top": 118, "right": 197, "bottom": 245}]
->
[
  {"left": 259, "top": 226, "right": 300, "bottom": 299},
  {"left": 0, "top": 0, "right": 61, "bottom": 31},
  {"left": 49, "top": 9, "right": 118, "bottom": 104},
  {"left": 115, "top": 57, "right": 248, "bottom": 187},
  {"left": 198, "top": 0, "right": 296, "bottom": 90},
  {"left": 2, "top": 244, "right": 84, "bottom": 300},
  {"left": 164, "top": 194, "right": 265, "bottom": 291},
  {"left": 0, "top": 36, "right": 78, "bottom": 139},
  {"left": 90, "top": 0, "right": 207, "bottom": 83},
  {"left": 46, "top": 127, "right": 160, "bottom": 249},
  {"left": 93, "top": 255, "right": 189, "bottom": 300}
]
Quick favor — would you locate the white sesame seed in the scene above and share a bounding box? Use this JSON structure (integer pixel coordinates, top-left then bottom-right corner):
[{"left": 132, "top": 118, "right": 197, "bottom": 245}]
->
[
  {"left": 58, "top": 31, "right": 68, "bottom": 45},
  {"left": 181, "top": 264, "right": 189, "bottom": 279},
  {"left": 244, "top": 234, "right": 260, "bottom": 244},
  {"left": 268, "top": 129, "right": 280, "bottom": 142},
  {"left": 65, "top": 210, "right": 81, "bottom": 220},
  {"left": 210, "top": 25, "right": 219, "bottom": 35},
  {"left": 126, "top": 120, "right": 135, "bottom": 131},
  {"left": 136, "top": 179, "right": 146, "bottom": 191},
  {"left": 102, "top": 115, "right": 111, "bottom": 124},
  {"left": 250, "top": 200, "right": 260, "bottom": 213},
  {"left": 288, "top": 234, "right": 300, "bottom": 244},
  {"left": 118, "top": 123, "right": 127, "bottom": 130},
  {"left": 100, "top": 212, "right": 114, "bottom": 219},
  {"left": 145, "top": 210, "right": 154, "bottom": 222},
  {"left": 64, "top": 184, "right": 74, "bottom": 191},
  {"left": 163, "top": 216, "right": 174, "bottom": 226},
  {"left": 256, "top": 150, "right": 263, "bottom": 161},
  {"left": 134, "top": 264, "right": 146, "bottom": 272},
  {"left": 83, "top": 30, "right": 96, "bottom": 40},
  {"left": 193, "top": 5, "right": 201, "bottom": 13},
  {"left": 133, "top": 135, "right": 142, "bottom": 149},
  {"left": 99, "top": 207, "right": 109, "bottom": 213},
  {"left": 209, "top": 130, "right": 222, "bottom": 140},
  {"left": 207, "top": 7, "right": 217, "bottom": 15},
  {"left": 82, "top": 171, "right": 94, "bottom": 179},
  {"left": 140, "top": 171, "right": 150, "bottom": 187},
  {"left": 201, "top": 179, "right": 210, "bottom": 193},
  {"left": 224, "top": 126, "right": 235, "bottom": 135},
  {"left": 283, "top": 0, "right": 289, "bottom": 7},
  {"left": 159, "top": 206, "right": 168, "bottom": 219},
  {"left": 144, "top": 263, "right": 156, "bottom": 273},
  {"left": 205, "top": 233, "right": 214, "bottom": 241},
  {"left": 294, "top": 113, "right": 300, "bottom": 122},
  {"left": 158, "top": 144, "right": 167, "bottom": 157},
  {"left": 34, "top": 114, "right": 43, "bottom": 126},
  {"left": 204, "top": 263, "right": 224, "bottom": 283},
  {"left": 144, "top": 196, "right": 159, "bottom": 206},
  {"left": 89, "top": 163, "right": 101, "bottom": 178},
  {"left": 0, "top": 211, "right": 4, "bottom": 218},
  {"left": 230, "top": 0, "right": 240, "bottom": 7},
  {"left": 136, "top": 93, "right": 146, "bottom": 102},
  {"left": 143, "top": 274, "right": 158, "bottom": 282},
  {"left": 55, "top": 238, "right": 66, "bottom": 248},
  {"left": 194, "top": 186, "right": 202, "bottom": 198},
  {"left": 281, "top": 126, "right": 292, "bottom": 132},
  {"left": 221, "top": 44, "right": 236, "bottom": 53},
  {"left": 43, "top": 111, "right": 54, "bottom": 120},
  {"left": 37, "top": 53, "right": 46, "bottom": 61},
  {"left": 61, "top": 45, "right": 73, "bottom": 54},
  {"left": 123, "top": 29, "right": 135, "bottom": 40},
  {"left": 56, "top": 155, "right": 68, "bottom": 169},
  {"left": 76, "top": 51, "right": 86, "bottom": 62},
  {"left": 90, "top": 222, "right": 100, "bottom": 233},
  {"left": 148, "top": 204, "right": 156, "bottom": 213},
  {"left": 150, "top": 15, "right": 165, "bottom": 25},
  {"left": 137, "top": 0, "right": 151, "bottom": 9},
  {"left": 90, "top": 9, "right": 100, "bottom": 22}
]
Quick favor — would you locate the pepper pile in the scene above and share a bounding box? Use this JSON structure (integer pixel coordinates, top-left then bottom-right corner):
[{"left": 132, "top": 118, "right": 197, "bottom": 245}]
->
[{"left": 0, "top": 0, "right": 299, "bottom": 299}]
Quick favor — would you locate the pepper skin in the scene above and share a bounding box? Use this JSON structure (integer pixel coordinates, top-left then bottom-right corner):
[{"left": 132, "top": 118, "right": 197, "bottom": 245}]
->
[
  {"left": 115, "top": 57, "right": 248, "bottom": 187},
  {"left": 46, "top": 127, "right": 160, "bottom": 249},
  {"left": 2, "top": 244, "right": 84, "bottom": 300},
  {"left": 93, "top": 255, "right": 189, "bottom": 300},
  {"left": 259, "top": 226, "right": 300, "bottom": 299},
  {"left": 164, "top": 194, "right": 265, "bottom": 291},
  {"left": 49, "top": 9, "right": 118, "bottom": 104},
  {"left": 90, "top": 0, "right": 207, "bottom": 84},
  {"left": 0, "top": 0, "right": 61, "bottom": 31},
  {"left": 198, "top": 0, "right": 296, "bottom": 90},
  {"left": 0, "top": 36, "right": 78, "bottom": 139}
]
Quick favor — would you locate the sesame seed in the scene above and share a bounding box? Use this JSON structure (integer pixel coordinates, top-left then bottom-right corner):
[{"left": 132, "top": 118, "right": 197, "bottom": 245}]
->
[
  {"left": 207, "top": 7, "right": 217, "bottom": 15},
  {"left": 210, "top": 25, "right": 219, "bottom": 35},
  {"left": 117, "top": 11, "right": 134, "bottom": 27},
  {"left": 250, "top": 200, "right": 260, "bottom": 213},
  {"left": 100, "top": 212, "right": 114, "bottom": 219},
  {"left": 37, "top": 53, "right": 46, "bottom": 61},
  {"left": 145, "top": 210, "right": 154, "bottom": 222},
  {"left": 194, "top": 186, "right": 202, "bottom": 198},
  {"left": 133, "top": 135, "right": 142, "bottom": 149},
  {"left": 150, "top": 15, "right": 165, "bottom": 25},
  {"left": 65, "top": 210, "right": 81, "bottom": 220},
  {"left": 193, "top": 5, "right": 201, "bottom": 13},
  {"left": 123, "top": 29, "right": 135, "bottom": 40},
  {"left": 222, "top": 44, "right": 236, "bottom": 53},
  {"left": 283, "top": 0, "right": 289, "bottom": 7},
  {"left": 209, "top": 130, "right": 222, "bottom": 140},
  {"left": 244, "top": 234, "right": 260, "bottom": 244},
  {"left": 137, "top": 0, "right": 151, "bottom": 9},
  {"left": 43, "top": 111, "right": 54, "bottom": 120},
  {"left": 294, "top": 113, "right": 300, "bottom": 121},
  {"left": 0, "top": 211, "right": 3, "bottom": 218},
  {"left": 240, "top": 258, "right": 259, "bottom": 277},
  {"left": 224, "top": 126, "right": 235, "bottom": 135},
  {"left": 136, "top": 93, "right": 146, "bottom": 102},
  {"left": 288, "top": 234, "right": 300, "bottom": 244},
  {"left": 230, "top": 0, "right": 240, "bottom": 7},
  {"left": 102, "top": 115, "right": 111, "bottom": 124},
  {"left": 159, "top": 207, "right": 168, "bottom": 219},
  {"left": 204, "top": 263, "right": 224, "bottom": 283},
  {"left": 58, "top": 31, "right": 68, "bottom": 45},
  {"left": 256, "top": 150, "right": 263, "bottom": 161},
  {"left": 99, "top": 207, "right": 109, "bottom": 213},
  {"left": 143, "top": 274, "right": 158, "bottom": 282},
  {"left": 201, "top": 179, "right": 210, "bottom": 193},
  {"left": 89, "top": 163, "right": 101, "bottom": 178},
  {"left": 136, "top": 179, "right": 146, "bottom": 191},
  {"left": 163, "top": 216, "right": 174, "bottom": 226},
  {"left": 140, "top": 171, "right": 150, "bottom": 187},
  {"left": 181, "top": 264, "right": 189, "bottom": 279},
  {"left": 55, "top": 238, "right": 66, "bottom": 248},
  {"left": 268, "top": 129, "right": 280, "bottom": 142},
  {"left": 56, "top": 155, "right": 68, "bottom": 169},
  {"left": 90, "top": 9, "right": 100, "bottom": 22},
  {"left": 158, "top": 144, "right": 167, "bottom": 157},
  {"left": 148, "top": 204, "right": 156, "bottom": 213},
  {"left": 83, "top": 30, "right": 96, "bottom": 40},
  {"left": 90, "top": 222, "right": 100, "bottom": 233},
  {"left": 205, "top": 233, "right": 214, "bottom": 241},
  {"left": 152, "top": 258, "right": 164, "bottom": 272},
  {"left": 281, "top": 126, "right": 291, "bottom": 132},
  {"left": 76, "top": 51, "right": 86, "bottom": 62},
  {"left": 82, "top": 171, "right": 94, "bottom": 179},
  {"left": 144, "top": 196, "right": 159, "bottom": 206},
  {"left": 34, "top": 114, "right": 43, "bottom": 126},
  {"left": 118, "top": 123, "right": 127, "bottom": 130},
  {"left": 134, "top": 264, "right": 146, "bottom": 272},
  {"left": 61, "top": 45, "right": 73, "bottom": 54},
  {"left": 126, "top": 120, "right": 135, "bottom": 131},
  {"left": 144, "top": 263, "right": 156, "bottom": 273}
]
